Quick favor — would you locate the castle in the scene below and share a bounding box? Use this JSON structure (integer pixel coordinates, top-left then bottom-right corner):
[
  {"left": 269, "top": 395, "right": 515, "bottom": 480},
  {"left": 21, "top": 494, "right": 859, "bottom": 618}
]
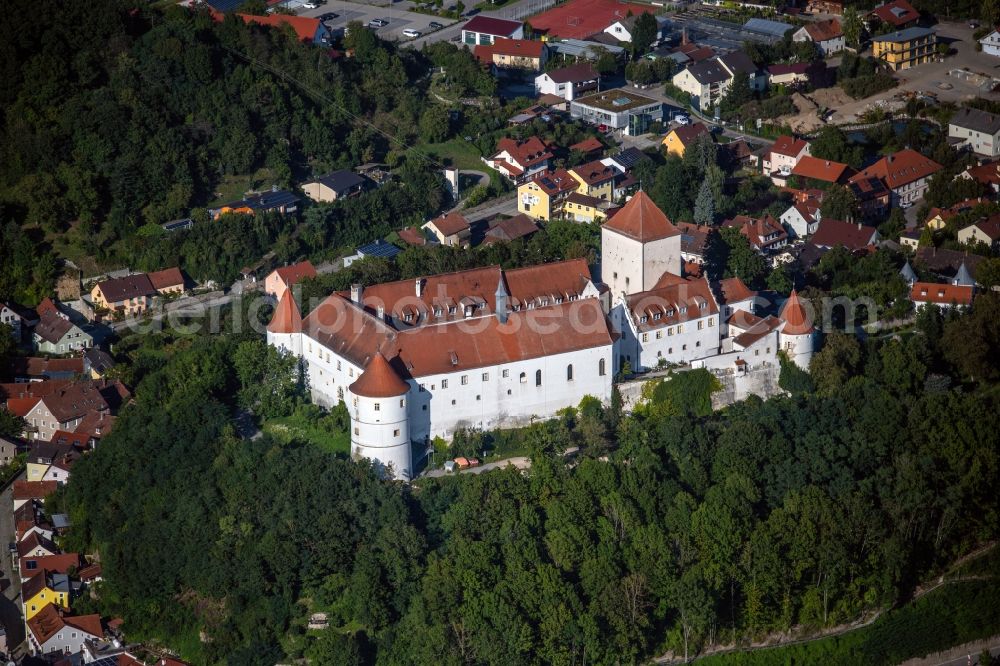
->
[{"left": 267, "top": 192, "right": 815, "bottom": 479}]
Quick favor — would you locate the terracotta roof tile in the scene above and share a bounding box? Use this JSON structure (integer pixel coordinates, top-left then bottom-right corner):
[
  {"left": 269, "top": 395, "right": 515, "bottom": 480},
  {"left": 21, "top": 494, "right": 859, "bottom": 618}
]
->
[
  {"left": 910, "top": 282, "right": 974, "bottom": 306},
  {"left": 769, "top": 135, "right": 809, "bottom": 158},
  {"left": 779, "top": 289, "right": 814, "bottom": 334},
  {"left": 625, "top": 277, "right": 719, "bottom": 332},
  {"left": 717, "top": 277, "right": 756, "bottom": 305},
  {"left": 570, "top": 159, "right": 615, "bottom": 185},
  {"left": 272, "top": 261, "right": 317, "bottom": 287},
  {"left": 850, "top": 149, "right": 942, "bottom": 190},
  {"left": 602, "top": 191, "right": 680, "bottom": 242},
  {"left": 268, "top": 290, "right": 303, "bottom": 335},
  {"left": 95, "top": 274, "right": 156, "bottom": 304},
  {"left": 147, "top": 267, "right": 185, "bottom": 291},
  {"left": 20, "top": 552, "right": 80, "bottom": 579},
  {"left": 804, "top": 18, "right": 843, "bottom": 41},
  {"left": 13, "top": 480, "right": 58, "bottom": 501},
  {"left": 791, "top": 155, "right": 853, "bottom": 183},
  {"left": 869, "top": 0, "right": 919, "bottom": 26},
  {"left": 427, "top": 212, "right": 471, "bottom": 237},
  {"left": 350, "top": 352, "right": 410, "bottom": 398}
]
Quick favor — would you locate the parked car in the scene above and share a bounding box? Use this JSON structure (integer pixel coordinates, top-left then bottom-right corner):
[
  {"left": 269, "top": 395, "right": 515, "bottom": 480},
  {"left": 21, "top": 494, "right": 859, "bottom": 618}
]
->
[
  {"left": 319, "top": 12, "right": 338, "bottom": 20},
  {"left": 369, "top": 18, "right": 389, "bottom": 27},
  {"left": 675, "top": 115, "right": 690, "bottom": 125},
  {"left": 302, "top": 2, "right": 318, "bottom": 8},
  {"left": 403, "top": 28, "right": 422, "bottom": 38},
  {"left": 429, "top": 21, "right": 443, "bottom": 29}
]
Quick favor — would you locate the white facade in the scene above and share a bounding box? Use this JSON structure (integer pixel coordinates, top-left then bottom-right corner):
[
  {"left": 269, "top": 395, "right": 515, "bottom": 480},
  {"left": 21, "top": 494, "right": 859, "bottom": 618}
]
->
[
  {"left": 1, "top": 304, "right": 23, "bottom": 342},
  {"left": 780, "top": 329, "right": 815, "bottom": 370},
  {"left": 601, "top": 226, "right": 682, "bottom": 298},
  {"left": 534, "top": 71, "right": 597, "bottom": 102},
  {"left": 348, "top": 387, "right": 411, "bottom": 481},
  {"left": 763, "top": 143, "right": 810, "bottom": 177},
  {"left": 613, "top": 303, "right": 720, "bottom": 371},
  {"left": 792, "top": 26, "right": 845, "bottom": 55},
  {"left": 604, "top": 20, "right": 635, "bottom": 42},
  {"left": 781, "top": 204, "right": 820, "bottom": 238},
  {"left": 948, "top": 120, "right": 1000, "bottom": 158},
  {"left": 981, "top": 30, "right": 1000, "bottom": 57}
]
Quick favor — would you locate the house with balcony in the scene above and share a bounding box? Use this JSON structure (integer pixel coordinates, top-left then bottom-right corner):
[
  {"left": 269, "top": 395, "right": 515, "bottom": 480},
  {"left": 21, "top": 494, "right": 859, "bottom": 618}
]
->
[
  {"left": 872, "top": 27, "right": 937, "bottom": 71},
  {"left": 535, "top": 63, "right": 600, "bottom": 102}
]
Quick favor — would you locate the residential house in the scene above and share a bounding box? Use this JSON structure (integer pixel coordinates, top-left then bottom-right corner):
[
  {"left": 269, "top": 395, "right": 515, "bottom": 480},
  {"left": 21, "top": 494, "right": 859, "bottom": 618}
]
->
[
  {"left": 910, "top": 282, "right": 975, "bottom": 310},
  {"left": 671, "top": 51, "right": 763, "bottom": 110},
  {"left": 568, "top": 160, "right": 616, "bottom": 200},
  {"left": 73, "top": 410, "right": 116, "bottom": 442},
  {"left": 661, "top": 122, "right": 710, "bottom": 158},
  {"left": 899, "top": 228, "right": 922, "bottom": 249},
  {"left": 720, "top": 139, "right": 755, "bottom": 172},
  {"left": 518, "top": 169, "right": 580, "bottom": 220},
  {"left": 83, "top": 348, "right": 116, "bottom": 379},
  {"left": 762, "top": 135, "right": 811, "bottom": 184},
  {"left": 723, "top": 215, "right": 788, "bottom": 253},
  {"left": 959, "top": 161, "right": 1000, "bottom": 193},
  {"left": 90, "top": 274, "right": 156, "bottom": 318},
  {"left": 781, "top": 196, "right": 823, "bottom": 238},
  {"left": 602, "top": 12, "right": 662, "bottom": 43},
  {"left": 810, "top": 219, "right": 880, "bottom": 250},
  {"left": 766, "top": 63, "right": 813, "bottom": 88},
  {"left": 342, "top": 240, "right": 403, "bottom": 269},
  {"left": 849, "top": 148, "right": 942, "bottom": 206},
  {"left": 475, "top": 38, "right": 548, "bottom": 71},
  {"left": 26, "top": 440, "right": 79, "bottom": 484},
  {"left": 302, "top": 171, "right": 367, "bottom": 202},
  {"left": 33, "top": 312, "right": 92, "bottom": 355},
  {"left": 211, "top": 189, "right": 300, "bottom": 219},
  {"left": 872, "top": 27, "right": 937, "bottom": 71},
  {"left": 806, "top": 0, "right": 844, "bottom": 13},
  {"left": 848, "top": 175, "right": 891, "bottom": 217},
  {"left": 535, "top": 63, "right": 600, "bottom": 102},
  {"left": 570, "top": 89, "right": 663, "bottom": 134},
  {"left": 605, "top": 147, "right": 648, "bottom": 174},
  {"left": 0, "top": 435, "right": 17, "bottom": 465},
  {"left": 148, "top": 267, "right": 185, "bottom": 297},
  {"left": 569, "top": 137, "right": 604, "bottom": 159},
  {"left": 957, "top": 215, "right": 1000, "bottom": 250},
  {"left": 948, "top": 107, "right": 1000, "bottom": 158},
  {"left": 27, "top": 605, "right": 103, "bottom": 658},
  {"left": 915, "top": 246, "right": 985, "bottom": 283},
  {"left": 231, "top": 12, "right": 331, "bottom": 45},
  {"left": 20, "top": 552, "right": 80, "bottom": 580},
  {"left": 1, "top": 301, "right": 36, "bottom": 342},
  {"left": 675, "top": 222, "right": 714, "bottom": 264},
  {"left": 981, "top": 28, "right": 1000, "bottom": 57},
  {"left": 397, "top": 227, "right": 432, "bottom": 247},
  {"left": 12, "top": 481, "right": 58, "bottom": 512},
  {"left": 423, "top": 212, "right": 472, "bottom": 247},
  {"left": 9, "top": 357, "right": 84, "bottom": 382},
  {"left": 462, "top": 15, "right": 523, "bottom": 46},
  {"left": 22, "top": 379, "right": 125, "bottom": 442},
  {"left": 486, "top": 137, "right": 553, "bottom": 183},
  {"left": 792, "top": 18, "right": 845, "bottom": 56},
  {"left": 264, "top": 261, "right": 317, "bottom": 302},
  {"left": 18, "top": 532, "right": 60, "bottom": 559},
  {"left": 483, "top": 215, "right": 540, "bottom": 244},
  {"left": 22, "top": 571, "right": 71, "bottom": 621},
  {"left": 562, "top": 193, "right": 620, "bottom": 223},
  {"left": 868, "top": 0, "right": 920, "bottom": 30},
  {"left": 791, "top": 155, "right": 853, "bottom": 186}
]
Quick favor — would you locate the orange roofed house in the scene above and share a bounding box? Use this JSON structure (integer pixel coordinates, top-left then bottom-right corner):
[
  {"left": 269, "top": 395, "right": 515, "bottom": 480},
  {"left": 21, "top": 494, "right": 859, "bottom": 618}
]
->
[
  {"left": 486, "top": 137, "right": 553, "bottom": 184},
  {"left": 422, "top": 212, "right": 472, "bottom": 247},
  {"left": 474, "top": 38, "right": 548, "bottom": 72},
  {"left": 264, "top": 261, "right": 317, "bottom": 302},
  {"left": 849, "top": 148, "right": 942, "bottom": 207},
  {"left": 27, "top": 604, "right": 103, "bottom": 657},
  {"left": 267, "top": 191, "right": 816, "bottom": 481}
]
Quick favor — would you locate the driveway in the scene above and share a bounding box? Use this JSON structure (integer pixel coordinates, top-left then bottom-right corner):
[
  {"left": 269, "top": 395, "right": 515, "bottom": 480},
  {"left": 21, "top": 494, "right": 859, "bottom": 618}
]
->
[{"left": 422, "top": 456, "right": 530, "bottom": 478}]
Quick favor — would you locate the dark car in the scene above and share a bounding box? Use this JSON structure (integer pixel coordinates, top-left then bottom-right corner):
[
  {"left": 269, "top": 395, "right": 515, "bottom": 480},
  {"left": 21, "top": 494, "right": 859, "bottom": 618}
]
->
[
  {"left": 320, "top": 12, "right": 338, "bottom": 20},
  {"left": 429, "top": 21, "right": 443, "bottom": 29}
]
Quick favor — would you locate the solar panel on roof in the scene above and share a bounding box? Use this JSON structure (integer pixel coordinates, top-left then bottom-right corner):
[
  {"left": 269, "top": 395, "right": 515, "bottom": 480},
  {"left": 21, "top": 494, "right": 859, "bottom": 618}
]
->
[
  {"left": 358, "top": 241, "right": 402, "bottom": 258},
  {"left": 612, "top": 96, "right": 632, "bottom": 106}
]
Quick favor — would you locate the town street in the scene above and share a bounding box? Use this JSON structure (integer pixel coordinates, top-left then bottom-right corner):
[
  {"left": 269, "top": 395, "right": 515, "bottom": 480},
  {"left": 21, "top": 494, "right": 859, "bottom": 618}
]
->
[{"left": 0, "top": 474, "right": 26, "bottom": 659}]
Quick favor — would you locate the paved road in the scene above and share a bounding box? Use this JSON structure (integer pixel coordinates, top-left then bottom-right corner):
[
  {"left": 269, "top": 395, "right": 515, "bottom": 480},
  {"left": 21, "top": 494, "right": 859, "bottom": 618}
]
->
[
  {"left": 0, "top": 473, "right": 26, "bottom": 660},
  {"left": 423, "top": 456, "right": 530, "bottom": 478}
]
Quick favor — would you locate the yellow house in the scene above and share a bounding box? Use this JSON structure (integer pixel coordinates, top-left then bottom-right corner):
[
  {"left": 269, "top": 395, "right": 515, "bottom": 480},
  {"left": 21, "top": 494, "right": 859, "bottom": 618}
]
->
[
  {"left": 661, "top": 122, "right": 710, "bottom": 158},
  {"left": 872, "top": 27, "right": 936, "bottom": 71},
  {"left": 90, "top": 274, "right": 156, "bottom": 318},
  {"left": 518, "top": 168, "right": 579, "bottom": 221},
  {"left": 568, "top": 160, "right": 616, "bottom": 201},
  {"left": 22, "top": 572, "right": 71, "bottom": 621},
  {"left": 563, "top": 193, "right": 619, "bottom": 223}
]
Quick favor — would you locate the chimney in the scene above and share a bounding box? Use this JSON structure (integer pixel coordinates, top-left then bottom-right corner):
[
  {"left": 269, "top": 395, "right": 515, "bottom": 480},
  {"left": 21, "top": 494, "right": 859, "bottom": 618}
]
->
[
  {"left": 415, "top": 278, "right": 424, "bottom": 297},
  {"left": 350, "top": 284, "right": 363, "bottom": 304}
]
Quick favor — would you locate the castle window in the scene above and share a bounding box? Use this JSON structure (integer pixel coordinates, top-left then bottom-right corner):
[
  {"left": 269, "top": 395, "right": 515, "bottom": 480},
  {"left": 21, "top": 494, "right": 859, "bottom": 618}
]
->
[
  {"left": 656, "top": 331, "right": 662, "bottom": 339},
  {"left": 442, "top": 379, "right": 449, "bottom": 389},
  {"left": 477, "top": 395, "right": 481, "bottom": 401},
  {"left": 653, "top": 313, "right": 661, "bottom": 320},
  {"left": 354, "top": 427, "right": 359, "bottom": 435},
  {"left": 337, "top": 361, "right": 342, "bottom": 370},
  {"left": 678, "top": 324, "right": 684, "bottom": 333},
  {"left": 482, "top": 372, "right": 489, "bottom": 381},
  {"left": 567, "top": 364, "right": 574, "bottom": 381},
  {"left": 507, "top": 389, "right": 512, "bottom": 395},
  {"left": 449, "top": 306, "right": 457, "bottom": 315},
  {"left": 520, "top": 372, "right": 527, "bottom": 383},
  {"left": 682, "top": 344, "right": 687, "bottom": 351},
  {"left": 461, "top": 375, "right": 469, "bottom": 385},
  {"left": 668, "top": 328, "right": 673, "bottom": 336},
  {"left": 400, "top": 398, "right": 405, "bottom": 407},
  {"left": 393, "top": 429, "right": 400, "bottom": 437},
  {"left": 434, "top": 308, "right": 442, "bottom": 317},
  {"left": 535, "top": 370, "right": 542, "bottom": 386},
  {"left": 404, "top": 313, "right": 413, "bottom": 322},
  {"left": 599, "top": 358, "right": 606, "bottom": 376},
  {"left": 503, "top": 369, "right": 509, "bottom": 378},
  {"left": 452, "top": 399, "right": 456, "bottom": 405},
  {"left": 696, "top": 341, "right": 701, "bottom": 347},
  {"left": 698, "top": 321, "right": 703, "bottom": 330},
  {"left": 641, "top": 333, "right": 648, "bottom": 342},
  {"left": 374, "top": 403, "right": 380, "bottom": 411},
  {"left": 708, "top": 318, "right": 715, "bottom": 327}
]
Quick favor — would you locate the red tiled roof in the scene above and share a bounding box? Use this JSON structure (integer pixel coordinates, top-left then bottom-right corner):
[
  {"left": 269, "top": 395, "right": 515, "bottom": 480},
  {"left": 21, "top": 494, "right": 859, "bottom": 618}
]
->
[
  {"left": 236, "top": 13, "right": 322, "bottom": 42},
  {"left": 484, "top": 214, "right": 539, "bottom": 243},
  {"left": 0, "top": 380, "right": 71, "bottom": 401},
  {"left": 570, "top": 159, "right": 615, "bottom": 185},
  {"left": 36, "top": 297, "right": 60, "bottom": 319},
  {"left": 494, "top": 136, "right": 553, "bottom": 169},
  {"left": 268, "top": 290, "right": 302, "bottom": 335},
  {"left": 811, "top": 218, "right": 879, "bottom": 250},
  {"left": 95, "top": 274, "right": 156, "bottom": 304},
  {"left": 529, "top": 0, "right": 652, "bottom": 40},
  {"left": 528, "top": 168, "right": 578, "bottom": 196},
  {"left": 397, "top": 227, "right": 427, "bottom": 247},
  {"left": 32, "top": 311, "right": 75, "bottom": 345},
  {"left": 603, "top": 191, "right": 680, "bottom": 242},
  {"left": 869, "top": 0, "right": 919, "bottom": 26},
  {"left": 769, "top": 135, "right": 809, "bottom": 158},
  {"left": 717, "top": 277, "right": 756, "bottom": 305},
  {"left": 569, "top": 137, "right": 604, "bottom": 154},
  {"left": 804, "top": 18, "right": 843, "bottom": 41},
  {"left": 272, "top": 261, "right": 317, "bottom": 287},
  {"left": 6, "top": 396, "right": 40, "bottom": 417},
  {"left": 792, "top": 155, "right": 853, "bottom": 184},
  {"left": 18, "top": 532, "right": 58, "bottom": 558},
  {"left": 779, "top": 289, "right": 814, "bottom": 335},
  {"left": 38, "top": 380, "right": 117, "bottom": 423},
  {"left": 74, "top": 411, "right": 116, "bottom": 439},
  {"left": 463, "top": 15, "right": 523, "bottom": 37},
  {"left": 13, "top": 481, "right": 58, "bottom": 501},
  {"left": 350, "top": 352, "right": 410, "bottom": 398},
  {"left": 910, "top": 282, "right": 974, "bottom": 306},
  {"left": 428, "top": 211, "right": 471, "bottom": 237},
  {"left": 850, "top": 148, "right": 941, "bottom": 190},
  {"left": 28, "top": 604, "right": 102, "bottom": 646},
  {"left": 147, "top": 267, "right": 184, "bottom": 291},
  {"left": 486, "top": 37, "right": 545, "bottom": 58},
  {"left": 669, "top": 122, "right": 709, "bottom": 147},
  {"left": 20, "top": 552, "right": 80, "bottom": 579},
  {"left": 963, "top": 161, "right": 1000, "bottom": 186},
  {"left": 625, "top": 277, "right": 719, "bottom": 332},
  {"left": 969, "top": 215, "right": 1000, "bottom": 241},
  {"left": 724, "top": 214, "right": 788, "bottom": 249},
  {"left": 10, "top": 357, "right": 84, "bottom": 378}
]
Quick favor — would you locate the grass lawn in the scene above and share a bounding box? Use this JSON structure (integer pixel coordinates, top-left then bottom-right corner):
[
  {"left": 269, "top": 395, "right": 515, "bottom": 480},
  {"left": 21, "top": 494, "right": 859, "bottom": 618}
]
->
[
  {"left": 207, "top": 168, "right": 280, "bottom": 208},
  {"left": 262, "top": 414, "right": 351, "bottom": 456},
  {"left": 412, "top": 138, "right": 486, "bottom": 172}
]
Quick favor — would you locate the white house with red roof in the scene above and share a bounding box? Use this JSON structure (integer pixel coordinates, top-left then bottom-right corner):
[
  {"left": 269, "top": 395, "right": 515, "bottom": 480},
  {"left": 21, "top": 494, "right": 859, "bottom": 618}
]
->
[
  {"left": 461, "top": 15, "right": 523, "bottom": 46},
  {"left": 792, "top": 18, "right": 844, "bottom": 55},
  {"left": 486, "top": 137, "right": 553, "bottom": 183},
  {"left": 264, "top": 260, "right": 317, "bottom": 302},
  {"left": 848, "top": 148, "right": 942, "bottom": 206},
  {"left": 762, "top": 135, "right": 811, "bottom": 185}
]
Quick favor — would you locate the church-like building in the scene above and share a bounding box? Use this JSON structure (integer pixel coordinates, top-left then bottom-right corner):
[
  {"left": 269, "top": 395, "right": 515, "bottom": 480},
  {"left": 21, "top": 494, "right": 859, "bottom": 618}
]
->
[{"left": 267, "top": 192, "right": 816, "bottom": 479}]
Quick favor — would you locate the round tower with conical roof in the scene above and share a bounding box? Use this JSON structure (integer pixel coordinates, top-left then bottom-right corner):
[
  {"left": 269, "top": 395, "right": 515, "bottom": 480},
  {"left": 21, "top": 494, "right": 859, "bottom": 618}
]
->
[
  {"left": 348, "top": 352, "right": 412, "bottom": 481},
  {"left": 267, "top": 289, "right": 303, "bottom": 357},
  {"left": 778, "top": 289, "right": 816, "bottom": 370}
]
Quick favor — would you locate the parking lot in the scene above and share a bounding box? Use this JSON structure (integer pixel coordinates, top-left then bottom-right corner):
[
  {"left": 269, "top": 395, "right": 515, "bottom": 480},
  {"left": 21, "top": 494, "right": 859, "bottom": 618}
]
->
[{"left": 296, "top": 0, "right": 460, "bottom": 43}]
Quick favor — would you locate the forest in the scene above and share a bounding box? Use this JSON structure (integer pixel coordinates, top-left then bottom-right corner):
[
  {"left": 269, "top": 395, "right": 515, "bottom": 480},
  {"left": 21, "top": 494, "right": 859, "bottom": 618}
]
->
[{"left": 52, "top": 288, "right": 1000, "bottom": 665}]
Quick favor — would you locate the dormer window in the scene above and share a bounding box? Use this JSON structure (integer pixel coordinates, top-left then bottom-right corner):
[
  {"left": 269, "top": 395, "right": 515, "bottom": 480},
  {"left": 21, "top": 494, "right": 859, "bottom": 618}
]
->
[
  {"left": 640, "top": 316, "right": 648, "bottom": 323},
  {"left": 449, "top": 306, "right": 457, "bottom": 315},
  {"left": 666, "top": 309, "right": 674, "bottom": 316},
  {"left": 653, "top": 313, "right": 661, "bottom": 320},
  {"left": 680, "top": 306, "right": 687, "bottom": 314},
  {"left": 404, "top": 314, "right": 413, "bottom": 322},
  {"left": 434, "top": 308, "right": 442, "bottom": 317}
]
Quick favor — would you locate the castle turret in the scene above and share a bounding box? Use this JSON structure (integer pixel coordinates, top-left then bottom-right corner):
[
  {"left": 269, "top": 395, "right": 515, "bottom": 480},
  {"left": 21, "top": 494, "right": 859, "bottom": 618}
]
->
[
  {"left": 778, "top": 289, "right": 815, "bottom": 370},
  {"left": 348, "top": 352, "right": 412, "bottom": 481},
  {"left": 266, "top": 289, "right": 302, "bottom": 357}
]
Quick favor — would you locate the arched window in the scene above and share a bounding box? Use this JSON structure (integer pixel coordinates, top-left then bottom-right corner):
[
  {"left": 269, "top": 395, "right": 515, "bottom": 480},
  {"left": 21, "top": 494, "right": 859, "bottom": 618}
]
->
[
  {"left": 535, "top": 369, "right": 542, "bottom": 386},
  {"left": 567, "top": 364, "right": 574, "bottom": 381},
  {"left": 519, "top": 372, "right": 526, "bottom": 383},
  {"left": 599, "top": 358, "right": 606, "bottom": 376}
]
